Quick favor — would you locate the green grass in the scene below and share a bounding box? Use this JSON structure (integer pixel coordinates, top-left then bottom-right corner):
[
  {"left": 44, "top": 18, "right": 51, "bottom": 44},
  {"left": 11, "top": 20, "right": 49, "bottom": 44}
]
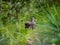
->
[{"left": 0, "top": 1, "right": 60, "bottom": 45}]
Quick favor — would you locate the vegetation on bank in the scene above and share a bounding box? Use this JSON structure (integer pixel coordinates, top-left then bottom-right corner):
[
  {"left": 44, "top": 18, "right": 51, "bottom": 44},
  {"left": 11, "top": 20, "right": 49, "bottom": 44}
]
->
[{"left": 0, "top": 0, "right": 60, "bottom": 45}]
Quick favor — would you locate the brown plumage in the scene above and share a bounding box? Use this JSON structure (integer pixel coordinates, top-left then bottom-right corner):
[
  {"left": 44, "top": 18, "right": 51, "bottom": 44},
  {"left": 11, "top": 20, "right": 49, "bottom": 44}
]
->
[{"left": 25, "top": 17, "right": 36, "bottom": 29}]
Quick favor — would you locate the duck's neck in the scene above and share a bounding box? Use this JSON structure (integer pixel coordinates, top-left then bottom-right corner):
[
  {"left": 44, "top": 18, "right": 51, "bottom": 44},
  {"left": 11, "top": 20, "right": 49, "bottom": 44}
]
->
[{"left": 31, "top": 17, "right": 35, "bottom": 22}]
